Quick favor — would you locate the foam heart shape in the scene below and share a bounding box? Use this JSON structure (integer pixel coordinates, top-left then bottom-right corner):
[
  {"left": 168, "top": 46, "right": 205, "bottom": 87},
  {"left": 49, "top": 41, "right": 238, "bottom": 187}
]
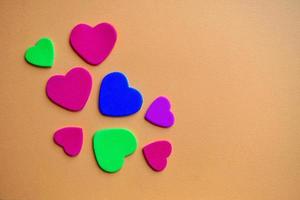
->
[
  {"left": 46, "top": 67, "right": 92, "bottom": 111},
  {"left": 25, "top": 38, "right": 54, "bottom": 67},
  {"left": 99, "top": 72, "right": 143, "bottom": 117},
  {"left": 143, "top": 140, "right": 172, "bottom": 172},
  {"left": 145, "top": 96, "right": 175, "bottom": 128},
  {"left": 93, "top": 128, "right": 137, "bottom": 173},
  {"left": 53, "top": 127, "right": 83, "bottom": 157},
  {"left": 70, "top": 23, "right": 117, "bottom": 65}
]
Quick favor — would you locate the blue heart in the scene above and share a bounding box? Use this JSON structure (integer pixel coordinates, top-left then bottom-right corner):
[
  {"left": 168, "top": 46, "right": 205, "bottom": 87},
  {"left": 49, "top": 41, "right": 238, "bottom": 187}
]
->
[{"left": 99, "top": 72, "right": 143, "bottom": 117}]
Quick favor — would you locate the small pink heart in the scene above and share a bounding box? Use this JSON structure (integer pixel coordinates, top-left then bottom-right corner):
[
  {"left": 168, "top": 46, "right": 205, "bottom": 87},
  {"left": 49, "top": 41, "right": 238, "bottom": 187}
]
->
[
  {"left": 143, "top": 140, "right": 172, "bottom": 172},
  {"left": 70, "top": 23, "right": 117, "bottom": 66},
  {"left": 145, "top": 96, "right": 175, "bottom": 128},
  {"left": 53, "top": 127, "right": 83, "bottom": 157},
  {"left": 46, "top": 67, "right": 92, "bottom": 111}
]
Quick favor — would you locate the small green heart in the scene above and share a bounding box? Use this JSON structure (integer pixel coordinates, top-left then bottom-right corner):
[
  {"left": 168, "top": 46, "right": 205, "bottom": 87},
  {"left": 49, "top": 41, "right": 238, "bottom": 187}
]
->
[
  {"left": 25, "top": 38, "right": 54, "bottom": 67},
  {"left": 93, "top": 128, "right": 137, "bottom": 173}
]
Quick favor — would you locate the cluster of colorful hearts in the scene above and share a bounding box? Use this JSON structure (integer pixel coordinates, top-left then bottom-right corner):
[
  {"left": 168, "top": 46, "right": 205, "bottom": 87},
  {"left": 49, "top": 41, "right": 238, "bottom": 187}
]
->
[{"left": 25, "top": 22, "right": 175, "bottom": 173}]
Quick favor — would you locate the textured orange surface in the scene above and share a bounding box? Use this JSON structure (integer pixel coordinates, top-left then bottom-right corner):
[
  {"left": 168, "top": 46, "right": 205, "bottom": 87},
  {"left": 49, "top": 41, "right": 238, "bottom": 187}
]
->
[{"left": 0, "top": 0, "right": 299, "bottom": 199}]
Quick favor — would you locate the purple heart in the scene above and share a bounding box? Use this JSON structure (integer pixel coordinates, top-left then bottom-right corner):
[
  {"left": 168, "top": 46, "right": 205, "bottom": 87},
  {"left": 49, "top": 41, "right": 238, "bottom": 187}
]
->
[
  {"left": 143, "top": 140, "right": 172, "bottom": 172},
  {"left": 70, "top": 23, "right": 117, "bottom": 66},
  {"left": 46, "top": 67, "right": 92, "bottom": 111},
  {"left": 145, "top": 96, "right": 175, "bottom": 128},
  {"left": 53, "top": 127, "right": 83, "bottom": 157}
]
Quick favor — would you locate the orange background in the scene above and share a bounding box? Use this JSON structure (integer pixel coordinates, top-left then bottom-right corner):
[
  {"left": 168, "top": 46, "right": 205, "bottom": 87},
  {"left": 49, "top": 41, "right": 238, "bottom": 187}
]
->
[{"left": 0, "top": 0, "right": 299, "bottom": 199}]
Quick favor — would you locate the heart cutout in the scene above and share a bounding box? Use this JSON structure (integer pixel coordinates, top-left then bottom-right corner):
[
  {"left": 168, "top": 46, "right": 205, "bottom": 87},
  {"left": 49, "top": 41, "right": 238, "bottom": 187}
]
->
[
  {"left": 46, "top": 67, "right": 92, "bottom": 111},
  {"left": 53, "top": 127, "right": 83, "bottom": 157},
  {"left": 25, "top": 38, "right": 54, "bottom": 67},
  {"left": 145, "top": 96, "right": 175, "bottom": 128},
  {"left": 143, "top": 140, "right": 172, "bottom": 172},
  {"left": 93, "top": 128, "right": 137, "bottom": 173},
  {"left": 70, "top": 23, "right": 117, "bottom": 66},
  {"left": 99, "top": 72, "right": 143, "bottom": 117}
]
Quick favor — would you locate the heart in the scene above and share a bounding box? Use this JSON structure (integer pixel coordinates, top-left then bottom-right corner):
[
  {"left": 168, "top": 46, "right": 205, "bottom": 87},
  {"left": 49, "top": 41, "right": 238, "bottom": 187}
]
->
[
  {"left": 53, "top": 127, "right": 83, "bottom": 157},
  {"left": 93, "top": 128, "right": 137, "bottom": 173},
  {"left": 25, "top": 38, "right": 54, "bottom": 67},
  {"left": 70, "top": 23, "right": 117, "bottom": 66},
  {"left": 145, "top": 96, "right": 175, "bottom": 128},
  {"left": 143, "top": 140, "right": 172, "bottom": 172},
  {"left": 99, "top": 72, "right": 143, "bottom": 117},
  {"left": 46, "top": 67, "right": 92, "bottom": 111}
]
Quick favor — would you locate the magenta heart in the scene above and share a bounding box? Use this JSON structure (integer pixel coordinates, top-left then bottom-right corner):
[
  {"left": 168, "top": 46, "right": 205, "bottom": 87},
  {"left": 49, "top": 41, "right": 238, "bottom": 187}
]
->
[
  {"left": 70, "top": 23, "right": 117, "bottom": 66},
  {"left": 46, "top": 67, "right": 92, "bottom": 111},
  {"left": 53, "top": 127, "right": 83, "bottom": 157},
  {"left": 143, "top": 140, "right": 172, "bottom": 172},
  {"left": 145, "top": 96, "right": 175, "bottom": 128}
]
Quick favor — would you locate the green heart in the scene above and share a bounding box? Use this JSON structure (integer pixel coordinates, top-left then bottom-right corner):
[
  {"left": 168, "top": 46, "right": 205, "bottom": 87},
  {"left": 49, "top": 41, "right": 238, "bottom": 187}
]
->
[
  {"left": 93, "top": 128, "right": 137, "bottom": 173},
  {"left": 25, "top": 38, "right": 54, "bottom": 67}
]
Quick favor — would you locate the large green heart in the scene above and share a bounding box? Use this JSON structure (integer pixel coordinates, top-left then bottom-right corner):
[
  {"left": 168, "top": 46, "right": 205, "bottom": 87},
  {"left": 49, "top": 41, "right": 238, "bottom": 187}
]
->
[
  {"left": 25, "top": 38, "right": 54, "bottom": 67},
  {"left": 93, "top": 128, "right": 137, "bottom": 173}
]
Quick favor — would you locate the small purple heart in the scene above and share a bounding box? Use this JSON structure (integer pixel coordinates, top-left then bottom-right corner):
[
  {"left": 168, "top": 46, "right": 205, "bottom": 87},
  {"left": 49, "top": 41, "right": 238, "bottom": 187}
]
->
[
  {"left": 70, "top": 23, "right": 117, "bottom": 66},
  {"left": 53, "top": 127, "right": 83, "bottom": 157},
  {"left": 145, "top": 96, "right": 175, "bottom": 128},
  {"left": 46, "top": 67, "right": 92, "bottom": 111},
  {"left": 143, "top": 140, "right": 172, "bottom": 172}
]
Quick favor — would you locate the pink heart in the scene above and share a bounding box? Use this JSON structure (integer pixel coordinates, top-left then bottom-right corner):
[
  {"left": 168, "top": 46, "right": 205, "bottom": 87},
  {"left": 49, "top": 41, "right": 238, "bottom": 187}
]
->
[
  {"left": 143, "top": 140, "right": 172, "bottom": 172},
  {"left": 145, "top": 96, "right": 175, "bottom": 128},
  {"left": 46, "top": 67, "right": 92, "bottom": 111},
  {"left": 53, "top": 127, "right": 83, "bottom": 157},
  {"left": 70, "top": 23, "right": 117, "bottom": 66}
]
